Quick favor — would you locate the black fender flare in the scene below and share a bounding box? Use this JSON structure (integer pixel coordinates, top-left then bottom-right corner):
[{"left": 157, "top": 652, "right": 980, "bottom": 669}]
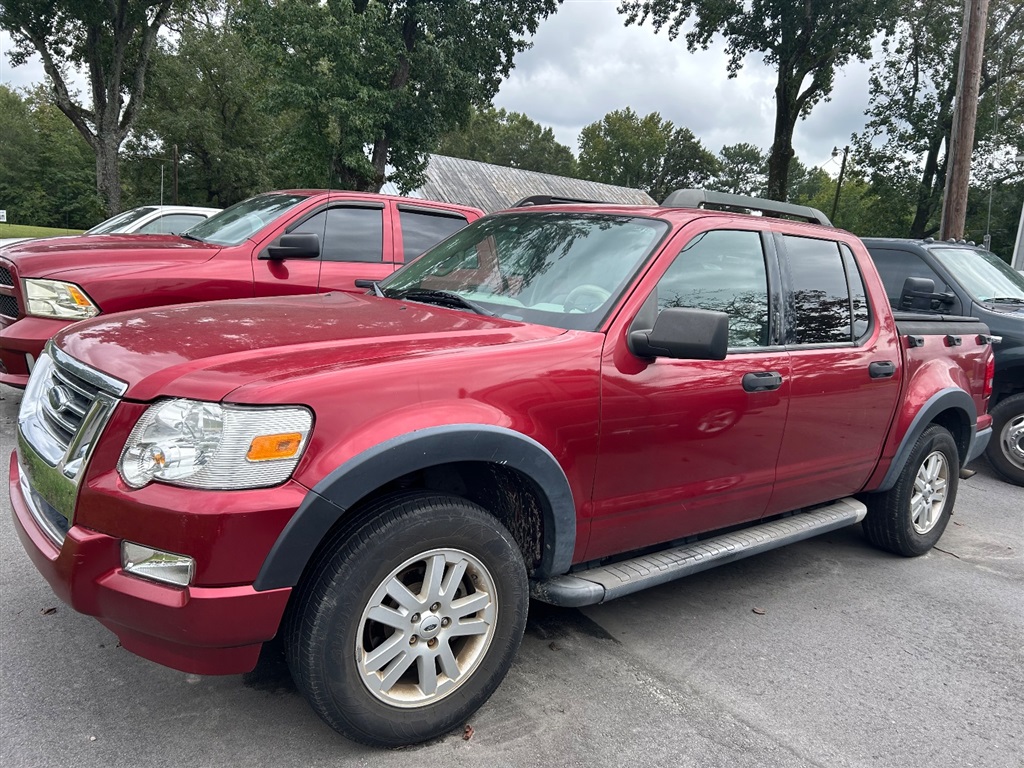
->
[
  {"left": 876, "top": 387, "right": 977, "bottom": 492},
  {"left": 253, "top": 424, "right": 577, "bottom": 591}
]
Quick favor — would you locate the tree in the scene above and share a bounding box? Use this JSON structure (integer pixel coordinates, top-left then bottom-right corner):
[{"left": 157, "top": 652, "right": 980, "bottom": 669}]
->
[
  {"left": 436, "top": 106, "right": 577, "bottom": 177},
  {"left": 123, "top": 4, "right": 277, "bottom": 208},
  {"left": 577, "top": 108, "right": 719, "bottom": 199},
  {"left": 619, "top": 0, "right": 898, "bottom": 201},
  {"left": 0, "top": 86, "right": 103, "bottom": 229},
  {"left": 715, "top": 143, "right": 766, "bottom": 197},
  {"left": 236, "top": 0, "right": 560, "bottom": 193},
  {"left": 854, "top": 0, "right": 1024, "bottom": 241},
  {"left": 1, "top": 1, "right": 180, "bottom": 214}
]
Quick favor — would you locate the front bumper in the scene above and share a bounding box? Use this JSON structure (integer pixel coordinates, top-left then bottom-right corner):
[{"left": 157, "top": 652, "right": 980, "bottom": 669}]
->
[
  {"left": 0, "top": 315, "right": 74, "bottom": 388},
  {"left": 10, "top": 452, "right": 293, "bottom": 675}
]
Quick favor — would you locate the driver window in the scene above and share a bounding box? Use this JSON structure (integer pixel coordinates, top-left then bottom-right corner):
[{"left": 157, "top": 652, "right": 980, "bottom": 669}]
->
[{"left": 654, "top": 229, "right": 770, "bottom": 348}]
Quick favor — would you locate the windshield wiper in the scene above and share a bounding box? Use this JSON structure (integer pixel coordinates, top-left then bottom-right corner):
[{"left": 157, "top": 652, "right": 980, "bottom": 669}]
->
[
  {"left": 985, "top": 297, "right": 1024, "bottom": 305},
  {"left": 180, "top": 232, "right": 204, "bottom": 243},
  {"left": 396, "top": 288, "right": 495, "bottom": 316}
]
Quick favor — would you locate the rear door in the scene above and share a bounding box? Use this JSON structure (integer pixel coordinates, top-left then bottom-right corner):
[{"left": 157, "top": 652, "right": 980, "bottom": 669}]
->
[{"left": 766, "top": 233, "right": 903, "bottom": 513}]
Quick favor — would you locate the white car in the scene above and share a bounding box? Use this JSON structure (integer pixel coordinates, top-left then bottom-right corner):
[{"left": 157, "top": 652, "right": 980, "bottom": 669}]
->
[{"left": 85, "top": 204, "right": 222, "bottom": 235}]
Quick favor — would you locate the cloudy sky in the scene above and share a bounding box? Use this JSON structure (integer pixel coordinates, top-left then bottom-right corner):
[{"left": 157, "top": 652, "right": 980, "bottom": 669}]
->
[{"left": 1, "top": 0, "right": 875, "bottom": 174}]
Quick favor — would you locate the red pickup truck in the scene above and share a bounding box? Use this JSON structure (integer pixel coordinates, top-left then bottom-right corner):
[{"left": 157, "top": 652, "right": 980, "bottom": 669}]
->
[
  {"left": 10, "top": 191, "right": 994, "bottom": 747},
  {"left": 0, "top": 190, "right": 484, "bottom": 387}
]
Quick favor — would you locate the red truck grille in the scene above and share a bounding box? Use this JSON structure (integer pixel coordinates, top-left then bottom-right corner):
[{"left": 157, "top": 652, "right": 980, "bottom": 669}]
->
[{"left": 0, "top": 262, "right": 20, "bottom": 319}]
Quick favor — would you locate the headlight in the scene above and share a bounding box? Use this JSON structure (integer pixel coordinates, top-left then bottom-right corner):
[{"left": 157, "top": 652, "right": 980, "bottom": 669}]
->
[
  {"left": 23, "top": 278, "right": 99, "bottom": 320},
  {"left": 118, "top": 398, "right": 313, "bottom": 490}
]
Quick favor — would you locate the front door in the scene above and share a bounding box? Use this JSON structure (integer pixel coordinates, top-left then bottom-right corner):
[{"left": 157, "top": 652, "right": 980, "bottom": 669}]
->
[{"left": 587, "top": 226, "right": 791, "bottom": 561}]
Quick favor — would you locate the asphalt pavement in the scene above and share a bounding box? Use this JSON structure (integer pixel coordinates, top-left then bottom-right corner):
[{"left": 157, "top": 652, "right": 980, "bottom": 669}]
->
[{"left": 2, "top": 383, "right": 1021, "bottom": 768}]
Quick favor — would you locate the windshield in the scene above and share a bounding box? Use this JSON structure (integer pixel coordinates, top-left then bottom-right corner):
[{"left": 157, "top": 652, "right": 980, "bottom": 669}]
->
[
  {"left": 86, "top": 206, "right": 158, "bottom": 234},
  {"left": 379, "top": 212, "right": 670, "bottom": 331},
  {"left": 185, "top": 193, "right": 310, "bottom": 246},
  {"left": 929, "top": 247, "right": 1024, "bottom": 302}
]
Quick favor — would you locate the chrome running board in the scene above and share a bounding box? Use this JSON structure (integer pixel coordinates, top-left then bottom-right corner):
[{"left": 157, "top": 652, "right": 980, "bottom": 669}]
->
[{"left": 530, "top": 497, "right": 867, "bottom": 607}]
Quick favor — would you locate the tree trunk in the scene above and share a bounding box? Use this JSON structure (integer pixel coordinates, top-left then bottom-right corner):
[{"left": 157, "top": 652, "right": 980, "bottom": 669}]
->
[
  {"left": 95, "top": 134, "right": 122, "bottom": 215},
  {"left": 767, "top": 72, "right": 797, "bottom": 202}
]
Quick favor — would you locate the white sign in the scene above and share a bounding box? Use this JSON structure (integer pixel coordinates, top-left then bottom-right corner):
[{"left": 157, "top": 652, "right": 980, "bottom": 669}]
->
[{"left": 0, "top": 210, "right": 6, "bottom": 223}]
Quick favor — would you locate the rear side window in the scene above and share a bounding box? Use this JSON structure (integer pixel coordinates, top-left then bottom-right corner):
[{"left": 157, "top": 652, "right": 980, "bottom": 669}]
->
[
  {"left": 841, "top": 244, "right": 870, "bottom": 340},
  {"left": 400, "top": 209, "right": 468, "bottom": 261},
  {"left": 783, "top": 235, "right": 862, "bottom": 345},
  {"left": 292, "top": 206, "right": 384, "bottom": 263},
  {"left": 654, "top": 229, "right": 770, "bottom": 348}
]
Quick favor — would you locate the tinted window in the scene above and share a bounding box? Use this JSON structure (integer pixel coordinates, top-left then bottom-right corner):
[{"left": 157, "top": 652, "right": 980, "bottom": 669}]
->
[
  {"left": 868, "top": 248, "right": 947, "bottom": 304},
  {"left": 784, "top": 236, "right": 852, "bottom": 345},
  {"left": 840, "top": 244, "right": 870, "bottom": 340},
  {"left": 400, "top": 209, "right": 468, "bottom": 261},
  {"left": 289, "top": 207, "right": 384, "bottom": 262},
  {"left": 137, "top": 213, "right": 207, "bottom": 235},
  {"left": 655, "top": 229, "right": 770, "bottom": 348}
]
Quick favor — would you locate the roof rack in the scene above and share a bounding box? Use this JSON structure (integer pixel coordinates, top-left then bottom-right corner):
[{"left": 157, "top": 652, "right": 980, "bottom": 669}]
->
[
  {"left": 511, "top": 195, "right": 610, "bottom": 208},
  {"left": 661, "top": 189, "right": 832, "bottom": 227}
]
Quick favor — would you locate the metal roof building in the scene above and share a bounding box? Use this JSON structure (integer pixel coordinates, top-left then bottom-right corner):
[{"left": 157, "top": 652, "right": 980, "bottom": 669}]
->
[{"left": 380, "top": 154, "right": 655, "bottom": 213}]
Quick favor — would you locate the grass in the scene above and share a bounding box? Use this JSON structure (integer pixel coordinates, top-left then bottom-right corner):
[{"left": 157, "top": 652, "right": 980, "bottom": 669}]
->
[{"left": 0, "top": 223, "right": 84, "bottom": 238}]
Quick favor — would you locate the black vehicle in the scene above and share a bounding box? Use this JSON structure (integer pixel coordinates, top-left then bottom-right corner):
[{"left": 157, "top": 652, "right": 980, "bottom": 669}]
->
[{"left": 863, "top": 238, "right": 1024, "bottom": 486}]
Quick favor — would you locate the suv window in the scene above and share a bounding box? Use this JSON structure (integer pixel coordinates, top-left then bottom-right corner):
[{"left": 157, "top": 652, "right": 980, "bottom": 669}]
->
[
  {"left": 137, "top": 213, "right": 207, "bottom": 235},
  {"left": 654, "top": 229, "right": 770, "bottom": 348},
  {"left": 840, "top": 244, "right": 870, "bottom": 340},
  {"left": 292, "top": 206, "right": 384, "bottom": 263},
  {"left": 400, "top": 209, "right": 468, "bottom": 261},
  {"left": 868, "top": 248, "right": 949, "bottom": 305},
  {"left": 784, "top": 235, "right": 861, "bottom": 345}
]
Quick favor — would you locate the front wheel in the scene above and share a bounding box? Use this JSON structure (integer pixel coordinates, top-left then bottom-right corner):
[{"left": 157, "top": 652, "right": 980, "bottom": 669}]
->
[
  {"left": 863, "top": 424, "right": 960, "bottom": 557},
  {"left": 984, "top": 393, "right": 1024, "bottom": 486},
  {"left": 285, "top": 493, "right": 528, "bottom": 747}
]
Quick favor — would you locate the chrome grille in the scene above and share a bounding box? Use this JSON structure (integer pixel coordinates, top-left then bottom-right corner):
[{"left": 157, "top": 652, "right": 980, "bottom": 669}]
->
[{"left": 39, "top": 362, "right": 102, "bottom": 451}]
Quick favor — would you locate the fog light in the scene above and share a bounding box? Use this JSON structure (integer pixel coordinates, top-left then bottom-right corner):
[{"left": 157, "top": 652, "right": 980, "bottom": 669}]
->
[{"left": 121, "top": 541, "right": 195, "bottom": 587}]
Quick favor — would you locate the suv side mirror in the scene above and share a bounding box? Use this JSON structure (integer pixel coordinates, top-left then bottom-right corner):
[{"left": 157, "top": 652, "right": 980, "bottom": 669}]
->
[
  {"left": 261, "top": 233, "right": 321, "bottom": 260},
  {"left": 629, "top": 307, "right": 729, "bottom": 360},
  {"left": 898, "top": 277, "right": 953, "bottom": 312}
]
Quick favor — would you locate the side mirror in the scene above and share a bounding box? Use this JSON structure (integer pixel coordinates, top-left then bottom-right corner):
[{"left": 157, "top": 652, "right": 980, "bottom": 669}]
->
[
  {"left": 261, "top": 233, "right": 321, "bottom": 260},
  {"left": 628, "top": 307, "right": 730, "bottom": 360},
  {"left": 898, "top": 276, "right": 950, "bottom": 312}
]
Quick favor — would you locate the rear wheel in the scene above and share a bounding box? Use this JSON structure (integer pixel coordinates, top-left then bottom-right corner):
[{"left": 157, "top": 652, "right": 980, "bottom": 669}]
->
[
  {"left": 285, "top": 493, "right": 528, "bottom": 746},
  {"left": 863, "top": 425, "right": 960, "bottom": 557},
  {"left": 985, "top": 393, "right": 1024, "bottom": 486}
]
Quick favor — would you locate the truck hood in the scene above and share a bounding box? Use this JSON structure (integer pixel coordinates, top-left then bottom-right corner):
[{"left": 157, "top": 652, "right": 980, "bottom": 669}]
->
[
  {"left": 54, "top": 292, "right": 565, "bottom": 401},
  {"left": 3, "top": 234, "right": 220, "bottom": 279}
]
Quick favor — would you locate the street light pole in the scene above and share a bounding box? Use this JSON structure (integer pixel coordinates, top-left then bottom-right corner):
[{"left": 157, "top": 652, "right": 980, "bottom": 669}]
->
[
  {"left": 831, "top": 145, "right": 849, "bottom": 224},
  {"left": 1013, "top": 154, "right": 1024, "bottom": 270}
]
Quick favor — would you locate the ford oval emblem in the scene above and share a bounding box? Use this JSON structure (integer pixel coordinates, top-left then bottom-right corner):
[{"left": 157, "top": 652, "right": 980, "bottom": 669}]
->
[{"left": 47, "top": 385, "right": 74, "bottom": 415}]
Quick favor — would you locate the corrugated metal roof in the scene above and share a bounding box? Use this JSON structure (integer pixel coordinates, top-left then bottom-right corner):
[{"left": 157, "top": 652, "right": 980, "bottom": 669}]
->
[{"left": 380, "top": 154, "right": 655, "bottom": 213}]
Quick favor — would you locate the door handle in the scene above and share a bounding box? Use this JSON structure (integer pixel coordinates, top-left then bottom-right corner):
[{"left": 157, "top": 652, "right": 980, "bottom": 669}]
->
[
  {"left": 742, "top": 371, "right": 783, "bottom": 392},
  {"left": 869, "top": 361, "right": 896, "bottom": 379}
]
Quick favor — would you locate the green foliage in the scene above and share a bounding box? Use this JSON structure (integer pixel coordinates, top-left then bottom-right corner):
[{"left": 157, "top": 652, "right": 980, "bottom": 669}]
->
[
  {"left": 714, "top": 143, "right": 766, "bottom": 197},
  {"left": 235, "top": 0, "right": 560, "bottom": 193},
  {"left": 436, "top": 107, "right": 577, "bottom": 177},
  {"left": 122, "top": 5, "right": 276, "bottom": 208},
  {"left": 854, "top": 0, "right": 1024, "bottom": 247},
  {"left": 0, "top": 86, "right": 104, "bottom": 229},
  {"left": 619, "top": 0, "right": 898, "bottom": 200},
  {"left": 0, "top": 0, "right": 182, "bottom": 213},
  {"left": 577, "top": 108, "right": 719, "bottom": 200}
]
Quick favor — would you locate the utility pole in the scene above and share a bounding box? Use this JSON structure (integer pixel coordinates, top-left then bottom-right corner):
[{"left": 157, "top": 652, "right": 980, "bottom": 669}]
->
[
  {"left": 172, "top": 144, "right": 179, "bottom": 205},
  {"left": 940, "top": 0, "right": 990, "bottom": 241},
  {"left": 831, "top": 146, "right": 849, "bottom": 224}
]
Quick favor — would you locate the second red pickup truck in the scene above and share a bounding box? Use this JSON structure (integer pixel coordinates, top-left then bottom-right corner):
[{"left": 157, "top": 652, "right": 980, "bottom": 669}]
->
[
  {"left": 0, "top": 190, "right": 484, "bottom": 387},
  {"left": 10, "top": 190, "right": 994, "bottom": 747}
]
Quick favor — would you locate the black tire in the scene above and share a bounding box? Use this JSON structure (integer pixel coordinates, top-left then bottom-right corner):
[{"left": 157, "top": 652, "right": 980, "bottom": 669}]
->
[
  {"left": 984, "top": 393, "right": 1024, "bottom": 486},
  {"left": 863, "top": 424, "right": 960, "bottom": 557},
  {"left": 285, "top": 492, "right": 528, "bottom": 747}
]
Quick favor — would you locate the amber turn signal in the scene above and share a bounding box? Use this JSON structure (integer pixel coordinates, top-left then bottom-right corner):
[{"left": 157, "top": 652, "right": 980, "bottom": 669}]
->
[{"left": 247, "top": 433, "right": 303, "bottom": 461}]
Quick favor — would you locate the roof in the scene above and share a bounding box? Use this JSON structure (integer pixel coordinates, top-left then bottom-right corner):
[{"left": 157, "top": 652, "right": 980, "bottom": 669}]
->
[{"left": 380, "top": 154, "right": 656, "bottom": 213}]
